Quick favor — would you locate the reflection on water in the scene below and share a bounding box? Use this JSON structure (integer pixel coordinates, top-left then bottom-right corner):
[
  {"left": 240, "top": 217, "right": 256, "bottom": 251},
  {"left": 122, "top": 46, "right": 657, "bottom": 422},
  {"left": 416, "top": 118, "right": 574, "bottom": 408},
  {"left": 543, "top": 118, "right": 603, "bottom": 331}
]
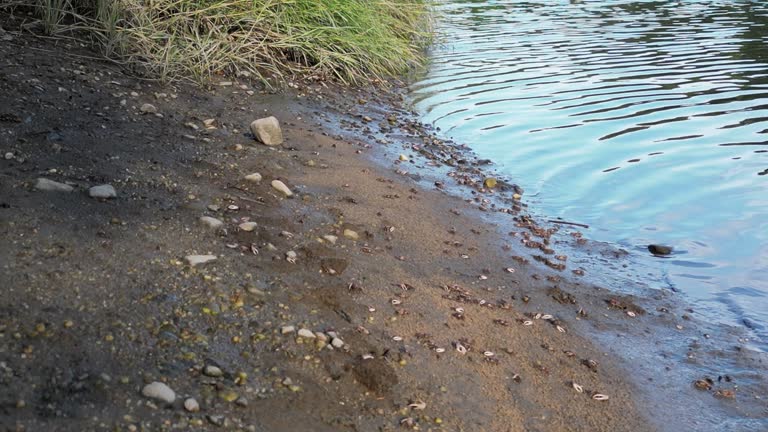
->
[{"left": 409, "top": 0, "right": 768, "bottom": 340}]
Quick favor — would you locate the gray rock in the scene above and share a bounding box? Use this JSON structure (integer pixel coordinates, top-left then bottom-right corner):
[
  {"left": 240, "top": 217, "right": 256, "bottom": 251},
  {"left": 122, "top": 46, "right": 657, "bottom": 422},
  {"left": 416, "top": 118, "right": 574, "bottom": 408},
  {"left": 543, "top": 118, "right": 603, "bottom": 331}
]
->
[
  {"left": 280, "top": 325, "right": 295, "bottom": 334},
  {"left": 322, "top": 235, "right": 338, "bottom": 244},
  {"left": 239, "top": 222, "right": 257, "bottom": 232},
  {"left": 185, "top": 255, "right": 217, "bottom": 266},
  {"left": 271, "top": 180, "right": 293, "bottom": 197},
  {"left": 206, "top": 415, "right": 226, "bottom": 427},
  {"left": 35, "top": 178, "right": 73, "bottom": 193},
  {"left": 203, "top": 365, "right": 223, "bottom": 377},
  {"left": 88, "top": 184, "right": 117, "bottom": 199},
  {"left": 141, "top": 381, "right": 175, "bottom": 404},
  {"left": 184, "top": 398, "right": 200, "bottom": 412},
  {"left": 249, "top": 116, "right": 283, "bottom": 146},
  {"left": 343, "top": 229, "right": 359, "bottom": 240},
  {"left": 140, "top": 103, "right": 157, "bottom": 114},
  {"left": 200, "top": 216, "right": 224, "bottom": 230},
  {"left": 648, "top": 244, "right": 673, "bottom": 255}
]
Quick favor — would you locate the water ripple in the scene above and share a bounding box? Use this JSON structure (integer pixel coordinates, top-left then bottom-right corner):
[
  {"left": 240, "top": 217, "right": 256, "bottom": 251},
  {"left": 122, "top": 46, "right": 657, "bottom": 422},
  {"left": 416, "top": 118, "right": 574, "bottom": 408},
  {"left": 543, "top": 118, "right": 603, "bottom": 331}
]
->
[{"left": 409, "top": 0, "right": 768, "bottom": 338}]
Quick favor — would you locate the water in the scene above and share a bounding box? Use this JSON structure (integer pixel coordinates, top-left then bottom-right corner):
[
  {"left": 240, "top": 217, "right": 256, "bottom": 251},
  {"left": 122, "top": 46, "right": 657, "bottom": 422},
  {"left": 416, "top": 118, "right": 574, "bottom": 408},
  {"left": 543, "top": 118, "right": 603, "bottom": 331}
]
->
[{"left": 409, "top": 0, "right": 768, "bottom": 342}]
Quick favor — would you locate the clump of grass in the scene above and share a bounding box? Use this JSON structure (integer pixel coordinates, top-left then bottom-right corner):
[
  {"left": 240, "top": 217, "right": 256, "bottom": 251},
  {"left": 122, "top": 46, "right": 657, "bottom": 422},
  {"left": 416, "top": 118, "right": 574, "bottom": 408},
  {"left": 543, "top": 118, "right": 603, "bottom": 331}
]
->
[{"left": 4, "top": 0, "right": 431, "bottom": 85}]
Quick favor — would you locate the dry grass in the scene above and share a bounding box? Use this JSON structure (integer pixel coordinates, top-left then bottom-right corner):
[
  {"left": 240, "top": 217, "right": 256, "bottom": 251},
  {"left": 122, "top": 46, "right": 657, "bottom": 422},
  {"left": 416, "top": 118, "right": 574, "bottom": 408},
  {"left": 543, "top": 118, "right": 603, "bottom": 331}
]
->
[{"left": 1, "top": 0, "right": 432, "bottom": 85}]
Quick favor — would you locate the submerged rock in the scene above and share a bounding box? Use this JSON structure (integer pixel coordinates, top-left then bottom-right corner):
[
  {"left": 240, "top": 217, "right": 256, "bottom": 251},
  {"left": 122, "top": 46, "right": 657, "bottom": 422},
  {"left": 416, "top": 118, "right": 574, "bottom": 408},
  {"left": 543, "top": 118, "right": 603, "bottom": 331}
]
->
[
  {"left": 648, "top": 244, "right": 673, "bottom": 255},
  {"left": 250, "top": 116, "right": 283, "bottom": 146},
  {"left": 271, "top": 180, "right": 293, "bottom": 197}
]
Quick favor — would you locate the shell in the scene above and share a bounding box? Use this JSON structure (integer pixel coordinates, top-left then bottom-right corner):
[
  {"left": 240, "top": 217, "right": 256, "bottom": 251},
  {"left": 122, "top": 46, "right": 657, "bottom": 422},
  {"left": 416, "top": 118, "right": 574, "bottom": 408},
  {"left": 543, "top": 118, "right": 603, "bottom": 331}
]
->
[
  {"left": 483, "top": 351, "right": 494, "bottom": 357},
  {"left": 572, "top": 382, "right": 584, "bottom": 393},
  {"left": 392, "top": 336, "right": 403, "bottom": 342},
  {"left": 391, "top": 299, "right": 402, "bottom": 305},
  {"left": 592, "top": 393, "right": 609, "bottom": 401},
  {"left": 522, "top": 320, "right": 533, "bottom": 326},
  {"left": 455, "top": 343, "right": 467, "bottom": 354},
  {"left": 435, "top": 348, "right": 446, "bottom": 353}
]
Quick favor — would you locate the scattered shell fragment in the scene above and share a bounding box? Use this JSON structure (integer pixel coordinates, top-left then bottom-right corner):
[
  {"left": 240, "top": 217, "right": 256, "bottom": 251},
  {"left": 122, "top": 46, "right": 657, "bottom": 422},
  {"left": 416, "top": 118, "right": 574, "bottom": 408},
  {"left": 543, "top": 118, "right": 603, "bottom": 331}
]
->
[
  {"left": 627, "top": 311, "right": 637, "bottom": 317},
  {"left": 504, "top": 267, "right": 515, "bottom": 273},
  {"left": 455, "top": 343, "right": 467, "bottom": 354},
  {"left": 391, "top": 299, "right": 402, "bottom": 305},
  {"left": 541, "top": 314, "right": 553, "bottom": 320},
  {"left": 556, "top": 325, "right": 566, "bottom": 333},
  {"left": 592, "top": 393, "right": 609, "bottom": 401},
  {"left": 435, "top": 348, "right": 446, "bottom": 353},
  {"left": 408, "top": 401, "right": 427, "bottom": 410},
  {"left": 239, "top": 222, "right": 257, "bottom": 232},
  {"left": 483, "top": 351, "right": 494, "bottom": 357},
  {"left": 572, "top": 382, "right": 584, "bottom": 393},
  {"left": 522, "top": 320, "right": 533, "bottom": 326},
  {"left": 392, "top": 336, "right": 403, "bottom": 342},
  {"left": 362, "top": 354, "right": 374, "bottom": 360}
]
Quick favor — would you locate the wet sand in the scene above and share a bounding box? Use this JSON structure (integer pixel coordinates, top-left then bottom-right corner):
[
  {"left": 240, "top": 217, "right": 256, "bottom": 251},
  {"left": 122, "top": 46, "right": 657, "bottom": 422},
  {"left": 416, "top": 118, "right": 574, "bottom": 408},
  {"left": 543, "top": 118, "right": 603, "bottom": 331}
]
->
[{"left": 1, "top": 18, "right": 766, "bottom": 432}]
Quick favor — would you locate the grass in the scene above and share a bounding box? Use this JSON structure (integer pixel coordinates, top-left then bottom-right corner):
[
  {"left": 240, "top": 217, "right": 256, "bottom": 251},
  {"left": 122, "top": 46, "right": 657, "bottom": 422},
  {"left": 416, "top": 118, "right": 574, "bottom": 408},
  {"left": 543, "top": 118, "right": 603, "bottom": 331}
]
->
[{"left": 1, "top": 0, "right": 432, "bottom": 85}]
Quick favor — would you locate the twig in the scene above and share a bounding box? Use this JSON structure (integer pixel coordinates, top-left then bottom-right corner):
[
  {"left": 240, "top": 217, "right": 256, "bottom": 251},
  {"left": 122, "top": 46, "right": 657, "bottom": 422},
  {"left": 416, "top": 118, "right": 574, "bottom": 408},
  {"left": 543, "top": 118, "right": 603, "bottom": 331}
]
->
[{"left": 547, "top": 219, "right": 589, "bottom": 229}]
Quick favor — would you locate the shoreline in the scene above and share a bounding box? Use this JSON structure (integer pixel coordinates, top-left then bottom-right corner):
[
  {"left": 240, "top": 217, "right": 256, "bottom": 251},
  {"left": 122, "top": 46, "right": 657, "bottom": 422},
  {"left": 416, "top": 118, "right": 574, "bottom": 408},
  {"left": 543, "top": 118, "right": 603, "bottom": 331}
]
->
[{"left": 1, "top": 21, "right": 766, "bottom": 432}]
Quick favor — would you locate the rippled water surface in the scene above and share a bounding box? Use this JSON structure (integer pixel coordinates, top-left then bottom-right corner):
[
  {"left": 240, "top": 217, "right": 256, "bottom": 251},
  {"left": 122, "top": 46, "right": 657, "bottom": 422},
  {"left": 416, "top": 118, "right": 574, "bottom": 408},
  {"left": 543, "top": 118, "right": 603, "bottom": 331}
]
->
[{"left": 409, "top": 0, "right": 768, "bottom": 339}]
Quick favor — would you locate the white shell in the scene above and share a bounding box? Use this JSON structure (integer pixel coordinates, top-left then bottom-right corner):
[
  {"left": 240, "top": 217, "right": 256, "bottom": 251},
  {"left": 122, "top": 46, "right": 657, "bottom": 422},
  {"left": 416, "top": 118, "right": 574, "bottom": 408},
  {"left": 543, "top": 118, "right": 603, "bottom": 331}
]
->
[
  {"left": 592, "top": 393, "right": 609, "bottom": 401},
  {"left": 455, "top": 343, "right": 467, "bottom": 354},
  {"left": 572, "top": 382, "right": 584, "bottom": 393},
  {"left": 522, "top": 320, "right": 533, "bottom": 326}
]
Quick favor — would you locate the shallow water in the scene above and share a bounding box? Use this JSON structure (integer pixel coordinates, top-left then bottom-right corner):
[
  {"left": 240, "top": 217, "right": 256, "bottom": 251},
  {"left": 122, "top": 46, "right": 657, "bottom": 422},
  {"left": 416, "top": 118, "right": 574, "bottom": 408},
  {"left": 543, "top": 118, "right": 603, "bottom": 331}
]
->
[{"left": 409, "top": 0, "right": 768, "bottom": 343}]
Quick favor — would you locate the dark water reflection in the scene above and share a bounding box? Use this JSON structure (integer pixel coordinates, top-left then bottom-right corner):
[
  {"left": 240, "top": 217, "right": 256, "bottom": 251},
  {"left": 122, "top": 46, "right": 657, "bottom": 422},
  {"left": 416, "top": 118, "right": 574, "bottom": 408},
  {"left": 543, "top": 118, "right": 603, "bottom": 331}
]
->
[{"left": 409, "top": 0, "right": 768, "bottom": 342}]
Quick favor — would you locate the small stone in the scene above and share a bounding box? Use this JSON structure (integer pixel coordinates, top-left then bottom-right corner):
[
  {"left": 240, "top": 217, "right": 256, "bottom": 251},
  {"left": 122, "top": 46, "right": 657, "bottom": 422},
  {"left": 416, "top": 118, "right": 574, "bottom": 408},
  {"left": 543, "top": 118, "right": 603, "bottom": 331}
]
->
[
  {"left": 271, "top": 180, "right": 293, "bottom": 197},
  {"left": 315, "top": 332, "right": 328, "bottom": 342},
  {"left": 207, "top": 204, "right": 220, "bottom": 212},
  {"left": 648, "top": 244, "right": 673, "bottom": 255},
  {"left": 139, "top": 103, "right": 157, "bottom": 114},
  {"left": 343, "top": 229, "right": 359, "bottom": 240},
  {"left": 239, "top": 222, "right": 257, "bottom": 232},
  {"left": 184, "top": 398, "right": 200, "bottom": 412},
  {"left": 331, "top": 337, "right": 344, "bottom": 348},
  {"left": 200, "top": 216, "right": 224, "bottom": 230},
  {"left": 141, "top": 382, "right": 175, "bottom": 404},
  {"left": 281, "top": 325, "right": 295, "bottom": 334},
  {"left": 204, "top": 365, "right": 224, "bottom": 377},
  {"left": 235, "top": 396, "right": 248, "bottom": 407},
  {"left": 250, "top": 116, "right": 283, "bottom": 146},
  {"left": 185, "top": 255, "right": 217, "bottom": 266},
  {"left": 206, "top": 415, "right": 225, "bottom": 427},
  {"left": 484, "top": 178, "right": 497, "bottom": 188},
  {"left": 89, "top": 184, "right": 117, "bottom": 199},
  {"left": 4, "top": 152, "right": 13, "bottom": 160},
  {"left": 399, "top": 154, "right": 408, "bottom": 161},
  {"left": 297, "top": 329, "right": 315, "bottom": 339},
  {"left": 35, "top": 178, "right": 73, "bottom": 192},
  {"left": 244, "top": 173, "right": 262, "bottom": 183},
  {"left": 322, "top": 235, "right": 338, "bottom": 244},
  {"left": 286, "top": 251, "right": 297, "bottom": 263}
]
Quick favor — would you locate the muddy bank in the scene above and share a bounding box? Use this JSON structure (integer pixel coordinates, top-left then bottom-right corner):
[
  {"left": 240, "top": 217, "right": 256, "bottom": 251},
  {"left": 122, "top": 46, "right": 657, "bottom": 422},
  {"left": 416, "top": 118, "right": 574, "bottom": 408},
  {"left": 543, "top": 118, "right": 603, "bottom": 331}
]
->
[{"left": 0, "top": 17, "right": 765, "bottom": 432}]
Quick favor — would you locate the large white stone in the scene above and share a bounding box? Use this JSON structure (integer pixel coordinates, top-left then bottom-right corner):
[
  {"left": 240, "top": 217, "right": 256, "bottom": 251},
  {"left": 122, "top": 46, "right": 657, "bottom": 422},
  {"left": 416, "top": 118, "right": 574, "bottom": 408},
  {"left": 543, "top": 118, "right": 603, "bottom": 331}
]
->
[
  {"left": 250, "top": 116, "right": 283, "bottom": 146},
  {"left": 185, "top": 255, "right": 217, "bottom": 266}
]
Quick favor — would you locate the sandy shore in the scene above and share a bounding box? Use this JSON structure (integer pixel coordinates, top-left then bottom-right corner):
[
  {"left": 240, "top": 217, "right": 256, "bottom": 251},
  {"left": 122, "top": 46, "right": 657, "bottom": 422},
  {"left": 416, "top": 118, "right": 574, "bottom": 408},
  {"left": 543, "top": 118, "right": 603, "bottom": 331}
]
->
[{"left": 1, "top": 18, "right": 766, "bottom": 432}]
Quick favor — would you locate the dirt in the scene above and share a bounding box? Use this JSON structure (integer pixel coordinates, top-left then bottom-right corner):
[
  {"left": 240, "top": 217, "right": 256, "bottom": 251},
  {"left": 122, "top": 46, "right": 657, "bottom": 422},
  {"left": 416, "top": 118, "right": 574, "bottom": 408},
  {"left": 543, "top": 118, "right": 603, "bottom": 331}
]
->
[{"left": 1, "top": 14, "right": 767, "bottom": 432}]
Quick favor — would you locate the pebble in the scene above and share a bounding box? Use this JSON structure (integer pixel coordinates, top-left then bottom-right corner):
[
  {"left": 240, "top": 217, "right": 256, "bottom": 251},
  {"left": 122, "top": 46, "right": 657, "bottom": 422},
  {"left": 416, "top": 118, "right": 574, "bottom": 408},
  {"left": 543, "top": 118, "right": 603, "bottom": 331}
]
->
[
  {"left": 297, "top": 328, "right": 315, "bottom": 339},
  {"left": 141, "top": 382, "right": 175, "bottom": 404},
  {"left": 244, "top": 173, "right": 262, "bottom": 183},
  {"left": 184, "top": 398, "right": 200, "bottom": 412},
  {"left": 35, "top": 178, "right": 73, "bottom": 192},
  {"left": 281, "top": 325, "right": 296, "bottom": 334},
  {"left": 343, "top": 229, "right": 359, "bottom": 240},
  {"left": 200, "top": 216, "right": 224, "bottom": 230},
  {"left": 88, "top": 184, "right": 117, "bottom": 199},
  {"left": 239, "top": 222, "right": 258, "bottom": 232},
  {"left": 185, "top": 255, "right": 217, "bottom": 266},
  {"left": 139, "top": 103, "right": 157, "bottom": 114},
  {"left": 203, "top": 365, "right": 224, "bottom": 377},
  {"left": 322, "top": 235, "right": 338, "bottom": 244},
  {"left": 315, "top": 332, "right": 328, "bottom": 341},
  {"left": 286, "top": 251, "right": 297, "bottom": 262},
  {"left": 250, "top": 116, "right": 283, "bottom": 146},
  {"left": 271, "top": 180, "right": 293, "bottom": 197},
  {"left": 206, "top": 415, "right": 225, "bottom": 427},
  {"left": 399, "top": 154, "right": 409, "bottom": 161},
  {"left": 4, "top": 152, "right": 13, "bottom": 160},
  {"left": 331, "top": 337, "right": 344, "bottom": 348}
]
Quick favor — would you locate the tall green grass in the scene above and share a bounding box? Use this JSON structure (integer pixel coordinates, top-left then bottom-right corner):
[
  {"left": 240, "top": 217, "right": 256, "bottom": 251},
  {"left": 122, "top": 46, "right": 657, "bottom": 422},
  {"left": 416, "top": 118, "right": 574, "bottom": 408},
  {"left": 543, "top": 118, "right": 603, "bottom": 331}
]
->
[{"left": 2, "top": 0, "right": 431, "bottom": 85}]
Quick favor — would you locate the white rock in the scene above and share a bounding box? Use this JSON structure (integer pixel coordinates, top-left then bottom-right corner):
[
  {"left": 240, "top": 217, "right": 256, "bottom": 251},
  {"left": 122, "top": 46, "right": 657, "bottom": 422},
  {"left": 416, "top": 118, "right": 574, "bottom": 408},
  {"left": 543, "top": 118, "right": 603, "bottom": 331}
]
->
[
  {"left": 271, "top": 180, "right": 293, "bottom": 197},
  {"left": 315, "top": 332, "right": 328, "bottom": 342},
  {"left": 141, "top": 382, "right": 175, "bottom": 404},
  {"left": 184, "top": 398, "right": 200, "bottom": 412},
  {"left": 327, "top": 331, "right": 338, "bottom": 339},
  {"left": 239, "top": 222, "right": 257, "bottom": 232},
  {"left": 286, "top": 251, "right": 297, "bottom": 262},
  {"left": 88, "top": 184, "right": 117, "bottom": 199},
  {"left": 331, "top": 337, "right": 344, "bottom": 349},
  {"left": 4, "top": 152, "right": 13, "bottom": 160},
  {"left": 200, "top": 216, "right": 224, "bottom": 230},
  {"left": 35, "top": 178, "right": 73, "bottom": 192},
  {"left": 297, "top": 329, "right": 315, "bottom": 339},
  {"left": 322, "top": 235, "right": 338, "bottom": 244},
  {"left": 343, "top": 229, "right": 359, "bottom": 240},
  {"left": 249, "top": 116, "right": 283, "bottom": 146},
  {"left": 140, "top": 103, "right": 157, "bottom": 114},
  {"left": 244, "top": 173, "right": 262, "bottom": 183},
  {"left": 203, "top": 365, "right": 223, "bottom": 377},
  {"left": 185, "top": 255, "right": 217, "bottom": 266},
  {"left": 281, "top": 325, "right": 295, "bottom": 334}
]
